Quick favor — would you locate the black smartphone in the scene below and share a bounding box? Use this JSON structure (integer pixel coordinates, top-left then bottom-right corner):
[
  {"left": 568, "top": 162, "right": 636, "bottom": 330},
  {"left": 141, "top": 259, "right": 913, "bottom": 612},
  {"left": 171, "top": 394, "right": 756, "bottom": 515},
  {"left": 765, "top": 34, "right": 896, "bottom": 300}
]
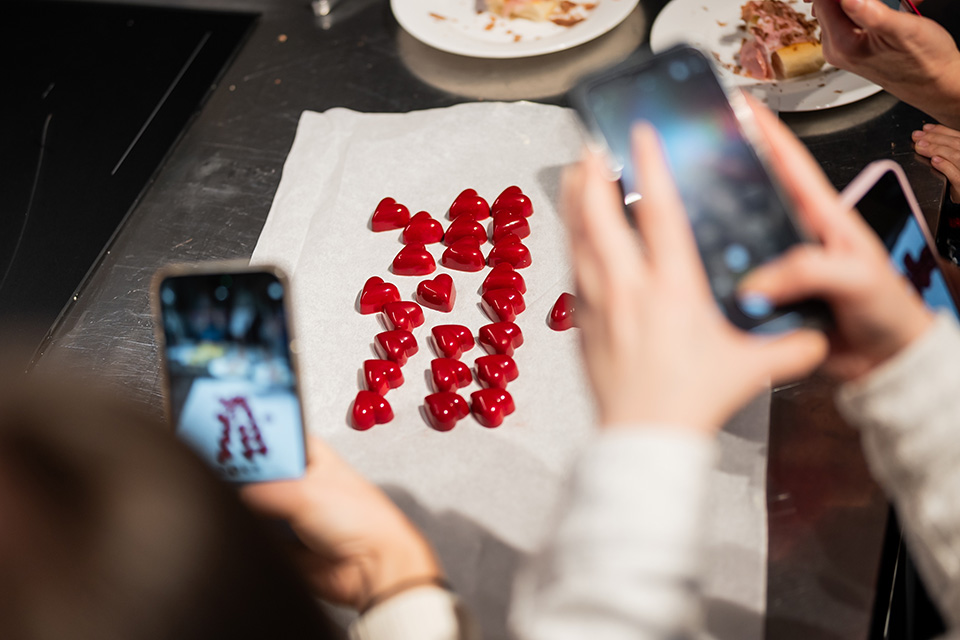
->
[
  {"left": 153, "top": 264, "right": 307, "bottom": 483},
  {"left": 570, "top": 44, "right": 828, "bottom": 332},
  {"left": 841, "top": 160, "right": 960, "bottom": 318}
]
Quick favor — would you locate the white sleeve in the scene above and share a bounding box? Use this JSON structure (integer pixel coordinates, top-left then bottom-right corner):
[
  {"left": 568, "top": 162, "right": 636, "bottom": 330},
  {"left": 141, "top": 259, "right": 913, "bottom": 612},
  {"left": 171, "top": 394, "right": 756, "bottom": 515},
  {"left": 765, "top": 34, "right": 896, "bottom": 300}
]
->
[
  {"left": 348, "top": 586, "right": 479, "bottom": 640},
  {"left": 509, "top": 427, "right": 717, "bottom": 640},
  {"left": 836, "top": 313, "right": 960, "bottom": 629}
]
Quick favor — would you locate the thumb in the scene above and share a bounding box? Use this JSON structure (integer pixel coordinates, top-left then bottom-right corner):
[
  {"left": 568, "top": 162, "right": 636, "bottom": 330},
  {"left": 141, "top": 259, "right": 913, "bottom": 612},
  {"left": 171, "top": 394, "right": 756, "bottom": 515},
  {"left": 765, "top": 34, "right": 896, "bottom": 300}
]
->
[
  {"left": 839, "top": 0, "right": 901, "bottom": 34},
  {"left": 751, "top": 329, "right": 829, "bottom": 385}
]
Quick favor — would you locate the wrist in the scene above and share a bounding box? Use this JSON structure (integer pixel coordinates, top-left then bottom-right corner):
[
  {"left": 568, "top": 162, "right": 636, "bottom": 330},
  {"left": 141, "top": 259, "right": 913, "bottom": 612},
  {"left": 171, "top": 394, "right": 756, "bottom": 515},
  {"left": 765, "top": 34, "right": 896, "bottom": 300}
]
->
[{"left": 354, "top": 528, "right": 443, "bottom": 610}]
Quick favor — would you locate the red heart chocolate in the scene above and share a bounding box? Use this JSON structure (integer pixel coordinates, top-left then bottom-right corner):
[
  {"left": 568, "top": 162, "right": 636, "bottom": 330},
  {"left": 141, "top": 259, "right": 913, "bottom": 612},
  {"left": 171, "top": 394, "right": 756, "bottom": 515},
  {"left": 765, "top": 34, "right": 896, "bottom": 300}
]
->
[
  {"left": 431, "top": 358, "right": 473, "bottom": 393},
  {"left": 375, "top": 329, "right": 418, "bottom": 366},
  {"left": 478, "top": 321, "right": 523, "bottom": 356},
  {"left": 548, "top": 293, "right": 577, "bottom": 331},
  {"left": 481, "top": 263, "right": 526, "bottom": 295},
  {"left": 364, "top": 359, "right": 404, "bottom": 395},
  {"left": 382, "top": 301, "right": 424, "bottom": 331},
  {"left": 475, "top": 354, "right": 518, "bottom": 389},
  {"left": 431, "top": 324, "right": 475, "bottom": 359},
  {"left": 417, "top": 274, "right": 456, "bottom": 312},
  {"left": 470, "top": 388, "right": 515, "bottom": 428},
  {"left": 444, "top": 216, "right": 487, "bottom": 246},
  {"left": 441, "top": 238, "right": 485, "bottom": 272},
  {"left": 424, "top": 392, "right": 470, "bottom": 432},
  {"left": 402, "top": 211, "right": 444, "bottom": 244},
  {"left": 491, "top": 211, "right": 530, "bottom": 242},
  {"left": 491, "top": 186, "right": 533, "bottom": 218},
  {"left": 352, "top": 390, "right": 393, "bottom": 430},
  {"left": 481, "top": 287, "right": 525, "bottom": 322},
  {"left": 371, "top": 197, "right": 410, "bottom": 232},
  {"left": 359, "top": 276, "right": 401, "bottom": 314},
  {"left": 487, "top": 233, "right": 531, "bottom": 269},
  {"left": 449, "top": 188, "right": 490, "bottom": 221},
  {"left": 392, "top": 243, "right": 436, "bottom": 276}
]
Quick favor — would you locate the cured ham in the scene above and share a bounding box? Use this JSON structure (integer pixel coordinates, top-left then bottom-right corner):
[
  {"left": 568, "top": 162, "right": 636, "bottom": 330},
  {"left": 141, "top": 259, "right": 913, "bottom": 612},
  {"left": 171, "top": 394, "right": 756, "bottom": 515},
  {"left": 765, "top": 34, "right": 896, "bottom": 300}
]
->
[{"left": 738, "top": 0, "right": 824, "bottom": 80}]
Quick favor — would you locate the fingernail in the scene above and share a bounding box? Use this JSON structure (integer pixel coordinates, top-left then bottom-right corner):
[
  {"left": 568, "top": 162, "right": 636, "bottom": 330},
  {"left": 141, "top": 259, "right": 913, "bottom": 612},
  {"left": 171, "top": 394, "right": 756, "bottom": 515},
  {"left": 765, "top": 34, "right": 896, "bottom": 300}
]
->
[
  {"left": 917, "top": 139, "right": 929, "bottom": 149},
  {"left": 923, "top": 123, "right": 936, "bottom": 131},
  {"left": 738, "top": 293, "right": 774, "bottom": 319},
  {"left": 933, "top": 156, "right": 943, "bottom": 165},
  {"left": 911, "top": 130, "right": 924, "bottom": 140}
]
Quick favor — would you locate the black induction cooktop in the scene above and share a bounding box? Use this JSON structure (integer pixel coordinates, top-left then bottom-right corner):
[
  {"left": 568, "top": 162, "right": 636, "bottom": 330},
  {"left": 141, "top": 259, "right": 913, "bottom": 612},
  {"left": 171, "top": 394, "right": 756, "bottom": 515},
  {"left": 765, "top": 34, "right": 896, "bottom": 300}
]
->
[{"left": 1, "top": 1, "right": 256, "bottom": 359}]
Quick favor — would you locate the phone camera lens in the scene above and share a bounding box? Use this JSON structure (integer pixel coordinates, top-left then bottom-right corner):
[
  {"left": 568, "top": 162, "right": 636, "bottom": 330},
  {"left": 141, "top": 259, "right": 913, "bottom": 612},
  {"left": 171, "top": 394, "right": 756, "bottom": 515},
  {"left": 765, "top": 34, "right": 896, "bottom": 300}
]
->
[{"left": 668, "top": 61, "right": 690, "bottom": 82}]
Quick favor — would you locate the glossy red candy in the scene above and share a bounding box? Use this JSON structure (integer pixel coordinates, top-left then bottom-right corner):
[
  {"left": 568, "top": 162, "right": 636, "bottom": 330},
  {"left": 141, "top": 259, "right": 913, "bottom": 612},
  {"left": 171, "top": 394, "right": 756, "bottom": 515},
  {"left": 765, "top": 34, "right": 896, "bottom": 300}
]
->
[
  {"left": 487, "top": 233, "right": 531, "bottom": 269},
  {"left": 475, "top": 354, "right": 518, "bottom": 389},
  {"left": 481, "top": 287, "right": 525, "bottom": 322},
  {"left": 431, "top": 324, "right": 475, "bottom": 359},
  {"left": 478, "top": 321, "right": 523, "bottom": 356},
  {"left": 431, "top": 358, "right": 473, "bottom": 393},
  {"left": 359, "top": 276, "right": 401, "bottom": 314},
  {"left": 491, "top": 211, "right": 530, "bottom": 242},
  {"left": 402, "top": 211, "right": 445, "bottom": 244},
  {"left": 382, "top": 301, "right": 424, "bottom": 331},
  {"left": 424, "top": 392, "right": 470, "bottom": 432},
  {"left": 392, "top": 243, "right": 436, "bottom": 276},
  {"left": 470, "top": 388, "right": 515, "bottom": 428},
  {"left": 449, "top": 188, "right": 490, "bottom": 221},
  {"left": 444, "top": 216, "right": 487, "bottom": 246},
  {"left": 375, "top": 329, "right": 418, "bottom": 366},
  {"left": 441, "top": 238, "right": 485, "bottom": 272},
  {"left": 549, "top": 292, "right": 577, "bottom": 331},
  {"left": 417, "top": 274, "right": 456, "bottom": 312},
  {"left": 371, "top": 197, "right": 410, "bottom": 232},
  {"left": 491, "top": 186, "right": 533, "bottom": 218},
  {"left": 364, "top": 359, "right": 404, "bottom": 395},
  {"left": 481, "top": 263, "right": 526, "bottom": 295},
  {"left": 352, "top": 390, "right": 393, "bottom": 430}
]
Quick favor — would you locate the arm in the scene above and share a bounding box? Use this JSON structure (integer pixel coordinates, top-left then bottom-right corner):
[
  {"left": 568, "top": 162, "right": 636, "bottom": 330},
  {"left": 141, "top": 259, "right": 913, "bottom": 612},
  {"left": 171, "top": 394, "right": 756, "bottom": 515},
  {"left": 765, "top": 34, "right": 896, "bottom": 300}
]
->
[{"left": 810, "top": 0, "right": 960, "bottom": 128}]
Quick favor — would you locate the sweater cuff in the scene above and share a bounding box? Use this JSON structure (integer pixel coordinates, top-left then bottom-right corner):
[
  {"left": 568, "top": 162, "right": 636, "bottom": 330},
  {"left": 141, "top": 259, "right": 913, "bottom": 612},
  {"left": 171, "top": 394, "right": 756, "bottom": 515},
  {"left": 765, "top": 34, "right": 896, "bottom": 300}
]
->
[{"left": 349, "top": 586, "right": 463, "bottom": 640}]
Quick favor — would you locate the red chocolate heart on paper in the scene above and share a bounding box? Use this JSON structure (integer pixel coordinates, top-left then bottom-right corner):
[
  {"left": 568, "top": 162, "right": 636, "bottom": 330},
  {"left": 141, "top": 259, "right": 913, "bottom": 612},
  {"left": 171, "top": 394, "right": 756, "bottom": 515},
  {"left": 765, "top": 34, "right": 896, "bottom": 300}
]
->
[
  {"left": 481, "top": 287, "right": 525, "bottom": 322},
  {"left": 431, "top": 324, "right": 475, "bottom": 359},
  {"left": 375, "top": 329, "right": 418, "bottom": 366},
  {"left": 417, "top": 274, "right": 456, "bottom": 312},
  {"left": 444, "top": 217, "right": 487, "bottom": 246},
  {"left": 491, "top": 211, "right": 530, "bottom": 242},
  {"left": 475, "top": 354, "right": 518, "bottom": 389},
  {"left": 470, "top": 388, "right": 515, "bottom": 428},
  {"left": 424, "top": 392, "right": 470, "bottom": 432},
  {"left": 441, "top": 238, "right": 485, "bottom": 272},
  {"left": 364, "top": 359, "right": 404, "bottom": 395},
  {"left": 382, "top": 301, "right": 424, "bottom": 331},
  {"left": 392, "top": 243, "right": 436, "bottom": 276},
  {"left": 402, "top": 211, "right": 445, "bottom": 245},
  {"left": 449, "top": 188, "right": 490, "bottom": 221},
  {"left": 487, "top": 233, "right": 531, "bottom": 269},
  {"left": 431, "top": 358, "right": 473, "bottom": 393},
  {"left": 359, "top": 276, "right": 401, "bottom": 314},
  {"left": 491, "top": 186, "right": 533, "bottom": 218},
  {"left": 548, "top": 293, "right": 577, "bottom": 331},
  {"left": 481, "top": 263, "right": 526, "bottom": 295},
  {"left": 478, "top": 321, "right": 523, "bottom": 356},
  {"left": 371, "top": 197, "right": 410, "bottom": 232},
  {"left": 352, "top": 390, "right": 394, "bottom": 430}
]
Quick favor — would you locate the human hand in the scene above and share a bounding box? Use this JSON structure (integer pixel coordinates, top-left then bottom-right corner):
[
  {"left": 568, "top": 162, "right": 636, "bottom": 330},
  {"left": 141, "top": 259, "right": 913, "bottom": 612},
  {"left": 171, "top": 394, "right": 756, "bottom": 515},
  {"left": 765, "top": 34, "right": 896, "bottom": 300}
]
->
[
  {"left": 561, "top": 125, "right": 827, "bottom": 434},
  {"left": 740, "top": 99, "right": 935, "bottom": 380},
  {"left": 809, "top": 0, "right": 960, "bottom": 128},
  {"left": 240, "top": 437, "right": 442, "bottom": 611},
  {"left": 913, "top": 123, "right": 960, "bottom": 203}
]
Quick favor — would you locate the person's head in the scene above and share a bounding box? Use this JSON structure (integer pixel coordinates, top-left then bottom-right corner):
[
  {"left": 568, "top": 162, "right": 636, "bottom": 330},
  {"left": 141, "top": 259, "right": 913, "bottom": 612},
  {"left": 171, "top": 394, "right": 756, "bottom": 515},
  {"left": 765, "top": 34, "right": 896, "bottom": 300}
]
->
[{"left": 0, "top": 376, "right": 340, "bottom": 640}]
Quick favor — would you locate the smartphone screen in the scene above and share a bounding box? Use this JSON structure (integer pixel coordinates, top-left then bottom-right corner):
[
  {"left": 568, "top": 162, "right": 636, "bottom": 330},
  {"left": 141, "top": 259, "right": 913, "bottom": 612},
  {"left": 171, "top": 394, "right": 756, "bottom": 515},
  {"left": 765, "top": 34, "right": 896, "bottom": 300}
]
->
[
  {"left": 573, "top": 45, "right": 823, "bottom": 331},
  {"left": 157, "top": 269, "right": 307, "bottom": 483},
  {"left": 855, "top": 171, "right": 960, "bottom": 319}
]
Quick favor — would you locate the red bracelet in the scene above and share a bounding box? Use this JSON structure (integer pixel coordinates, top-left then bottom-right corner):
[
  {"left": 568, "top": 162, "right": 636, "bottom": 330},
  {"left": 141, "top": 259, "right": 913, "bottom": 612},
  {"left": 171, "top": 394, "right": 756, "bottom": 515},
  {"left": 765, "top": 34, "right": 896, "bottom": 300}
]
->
[{"left": 360, "top": 576, "right": 452, "bottom": 614}]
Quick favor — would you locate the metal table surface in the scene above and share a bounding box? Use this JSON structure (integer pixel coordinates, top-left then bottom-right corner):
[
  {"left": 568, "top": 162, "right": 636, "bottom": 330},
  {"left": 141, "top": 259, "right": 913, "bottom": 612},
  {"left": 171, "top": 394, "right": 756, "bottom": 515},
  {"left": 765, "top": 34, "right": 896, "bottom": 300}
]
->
[{"left": 35, "top": 0, "right": 949, "bottom": 638}]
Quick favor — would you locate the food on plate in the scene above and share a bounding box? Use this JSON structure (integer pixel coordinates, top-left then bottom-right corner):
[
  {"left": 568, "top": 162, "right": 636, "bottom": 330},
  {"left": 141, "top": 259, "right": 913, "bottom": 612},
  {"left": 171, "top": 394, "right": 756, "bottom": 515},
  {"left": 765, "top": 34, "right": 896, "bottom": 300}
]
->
[
  {"left": 482, "top": 0, "right": 597, "bottom": 27},
  {"left": 738, "top": 0, "right": 824, "bottom": 80}
]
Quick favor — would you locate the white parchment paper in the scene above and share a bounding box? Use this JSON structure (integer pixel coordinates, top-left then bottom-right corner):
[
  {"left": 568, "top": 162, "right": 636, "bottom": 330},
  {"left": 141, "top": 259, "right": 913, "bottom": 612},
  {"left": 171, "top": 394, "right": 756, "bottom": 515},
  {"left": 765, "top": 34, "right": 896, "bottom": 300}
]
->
[{"left": 251, "top": 102, "right": 767, "bottom": 640}]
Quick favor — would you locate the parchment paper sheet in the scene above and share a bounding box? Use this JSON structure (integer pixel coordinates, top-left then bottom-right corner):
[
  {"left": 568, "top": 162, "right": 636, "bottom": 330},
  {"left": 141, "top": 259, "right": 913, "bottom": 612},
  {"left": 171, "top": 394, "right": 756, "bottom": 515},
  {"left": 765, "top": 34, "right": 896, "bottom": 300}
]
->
[{"left": 251, "top": 102, "right": 767, "bottom": 640}]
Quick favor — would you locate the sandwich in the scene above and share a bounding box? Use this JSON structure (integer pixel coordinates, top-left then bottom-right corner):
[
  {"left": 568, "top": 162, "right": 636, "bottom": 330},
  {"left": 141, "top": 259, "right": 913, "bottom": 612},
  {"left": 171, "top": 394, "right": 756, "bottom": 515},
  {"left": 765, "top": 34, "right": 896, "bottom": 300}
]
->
[{"left": 738, "top": 0, "right": 825, "bottom": 80}]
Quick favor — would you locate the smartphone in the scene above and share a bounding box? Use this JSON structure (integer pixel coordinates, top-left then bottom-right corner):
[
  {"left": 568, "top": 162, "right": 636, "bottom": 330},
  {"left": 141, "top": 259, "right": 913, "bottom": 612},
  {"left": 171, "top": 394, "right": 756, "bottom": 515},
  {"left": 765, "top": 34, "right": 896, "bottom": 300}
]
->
[
  {"left": 153, "top": 263, "right": 307, "bottom": 483},
  {"left": 840, "top": 160, "right": 960, "bottom": 318},
  {"left": 570, "top": 44, "right": 828, "bottom": 332}
]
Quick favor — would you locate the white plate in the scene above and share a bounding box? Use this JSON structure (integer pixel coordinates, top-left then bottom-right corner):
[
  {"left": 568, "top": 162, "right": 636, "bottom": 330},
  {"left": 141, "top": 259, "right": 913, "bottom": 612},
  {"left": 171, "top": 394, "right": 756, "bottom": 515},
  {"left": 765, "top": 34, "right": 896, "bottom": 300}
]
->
[
  {"left": 391, "top": 0, "right": 641, "bottom": 59},
  {"left": 649, "top": 0, "right": 882, "bottom": 111}
]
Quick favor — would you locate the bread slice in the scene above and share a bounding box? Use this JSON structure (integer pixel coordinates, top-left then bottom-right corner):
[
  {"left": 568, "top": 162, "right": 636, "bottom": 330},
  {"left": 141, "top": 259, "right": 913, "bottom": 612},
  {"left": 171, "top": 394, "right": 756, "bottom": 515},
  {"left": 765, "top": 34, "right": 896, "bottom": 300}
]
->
[
  {"left": 485, "top": 0, "right": 560, "bottom": 21},
  {"left": 772, "top": 41, "right": 825, "bottom": 79}
]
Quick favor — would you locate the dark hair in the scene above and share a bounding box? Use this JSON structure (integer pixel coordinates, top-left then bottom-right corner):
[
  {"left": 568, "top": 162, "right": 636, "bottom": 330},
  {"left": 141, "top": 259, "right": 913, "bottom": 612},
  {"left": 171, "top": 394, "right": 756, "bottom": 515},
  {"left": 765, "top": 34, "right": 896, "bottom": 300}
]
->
[{"left": 0, "top": 377, "right": 341, "bottom": 640}]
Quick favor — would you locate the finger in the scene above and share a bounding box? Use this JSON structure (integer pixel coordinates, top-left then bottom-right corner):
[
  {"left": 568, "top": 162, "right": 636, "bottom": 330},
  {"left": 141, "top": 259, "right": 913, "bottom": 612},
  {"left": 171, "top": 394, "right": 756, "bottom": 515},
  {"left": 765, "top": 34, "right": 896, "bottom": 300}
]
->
[
  {"left": 629, "top": 123, "right": 702, "bottom": 278},
  {"left": 921, "top": 123, "right": 960, "bottom": 140},
  {"left": 240, "top": 479, "right": 305, "bottom": 519},
  {"left": 839, "top": 0, "right": 909, "bottom": 34},
  {"left": 915, "top": 137, "right": 960, "bottom": 165},
  {"left": 931, "top": 157, "right": 960, "bottom": 196},
  {"left": 738, "top": 244, "right": 867, "bottom": 305},
  {"left": 749, "top": 329, "right": 829, "bottom": 385},
  {"left": 562, "top": 158, "right": 609, "bottom": 306}
]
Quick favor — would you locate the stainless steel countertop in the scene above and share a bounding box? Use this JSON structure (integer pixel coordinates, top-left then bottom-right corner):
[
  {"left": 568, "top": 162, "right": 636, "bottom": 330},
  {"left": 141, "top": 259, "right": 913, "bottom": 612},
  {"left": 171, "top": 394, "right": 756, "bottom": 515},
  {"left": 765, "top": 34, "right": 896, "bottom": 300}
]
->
[{"left": 37, "top": 1, "right": 948, "bottom": 637}]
